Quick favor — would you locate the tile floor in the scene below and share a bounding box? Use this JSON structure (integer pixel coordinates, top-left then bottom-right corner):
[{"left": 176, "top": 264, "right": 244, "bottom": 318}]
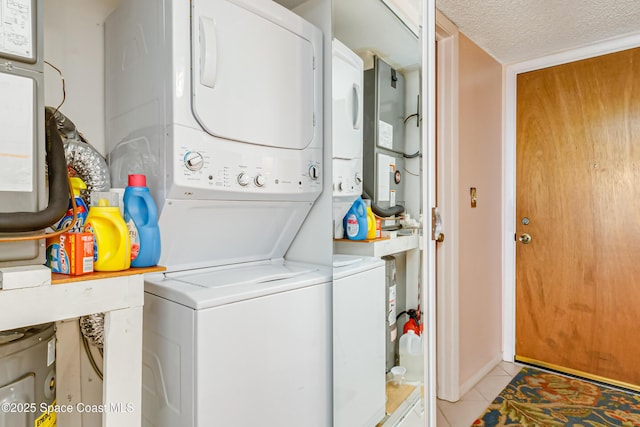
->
[{"left": 437, "top": 361, "right": 523, "bottom": 427}]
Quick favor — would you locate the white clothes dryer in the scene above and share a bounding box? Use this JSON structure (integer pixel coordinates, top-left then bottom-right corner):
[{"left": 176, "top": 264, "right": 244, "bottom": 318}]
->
[
  {"left": 106, "top": 0, "right": 324, "bottom": 271},
  {"left": 332, "top": 39, "right": 365, "bottom": 238}
]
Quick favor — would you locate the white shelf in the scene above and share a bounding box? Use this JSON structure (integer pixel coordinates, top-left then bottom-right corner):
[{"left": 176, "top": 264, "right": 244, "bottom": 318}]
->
[
  {"left": 381, "top": 385, "right": 422, "bottom": 427},
  {"left": 0, "top": 266, "right": 162, "bottom": 427},
  {"left": 334, "top": 233, "right": 420, "bottom": 258},
  {"left": 0, "top": 274, "right": 142, "bottom": 330}
]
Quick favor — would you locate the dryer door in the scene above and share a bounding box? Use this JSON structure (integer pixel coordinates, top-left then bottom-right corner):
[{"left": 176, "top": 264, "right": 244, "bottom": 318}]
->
[
  {"left": 332, "top": 39, "right": 364, "bottom": 161},
  {"left": 191, "top": 0, "right": 319, "bottom": 150}
]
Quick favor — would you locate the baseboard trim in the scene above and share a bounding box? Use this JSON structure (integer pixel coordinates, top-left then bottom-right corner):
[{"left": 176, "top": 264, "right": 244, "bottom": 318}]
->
[
  {"left": 457, "top": 353, "right": 504, "bottom": 400},
  {"left": 515, "top": 355, "right": 640, "bottom": 393}
]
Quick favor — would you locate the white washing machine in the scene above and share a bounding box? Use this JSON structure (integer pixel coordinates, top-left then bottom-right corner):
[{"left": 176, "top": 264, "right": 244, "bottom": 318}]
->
[
  {"left": 143, "top": 260, "right": 331, "bottom": 426},
  {"left": 332, "top": 39, "right": 364, "bottom": 238},
  {"left": 333, "top": 255, "right": 386, "bottom": 427},
  {"left": 105, "top": 0, "right": 328, "bottom": 426},
  {"left": 332, "top": 41, "right": 385, "bottom": 427}
]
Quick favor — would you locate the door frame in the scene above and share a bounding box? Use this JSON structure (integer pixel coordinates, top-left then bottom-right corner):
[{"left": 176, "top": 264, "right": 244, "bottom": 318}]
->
[
  {"left": 435, "top": 9, "right": 460, "bottom": 402},
  {"left": 423, "top": 1, "right": 438, "bottom": 425},
  {"left": 502, "top": 33, "right": 640, "bottom": 362}
]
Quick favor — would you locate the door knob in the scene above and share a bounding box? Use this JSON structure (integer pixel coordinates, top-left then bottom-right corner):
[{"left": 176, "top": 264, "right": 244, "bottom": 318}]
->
[
  {"left": 436, "top": 232, "right": 445, "bottom": 243},
  {"left": 518, "top": 233, "right": 532, "bottom": 244}
]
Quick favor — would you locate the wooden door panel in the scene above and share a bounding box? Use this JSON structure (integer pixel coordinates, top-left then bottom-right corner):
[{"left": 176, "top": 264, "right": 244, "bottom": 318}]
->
[{"left": 516, "top": 47, "right": 640, "bottom": 387}]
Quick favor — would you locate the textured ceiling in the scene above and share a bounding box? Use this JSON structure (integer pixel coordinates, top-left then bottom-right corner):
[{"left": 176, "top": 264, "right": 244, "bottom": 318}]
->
[{"left": 436, "top": 0, "right": 640, "bottom": 64}]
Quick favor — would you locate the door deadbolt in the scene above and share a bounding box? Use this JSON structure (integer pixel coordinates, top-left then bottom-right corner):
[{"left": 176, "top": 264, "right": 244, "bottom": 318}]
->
[{"left": 518, "top": 233, "right": 532, "bottom": 244}]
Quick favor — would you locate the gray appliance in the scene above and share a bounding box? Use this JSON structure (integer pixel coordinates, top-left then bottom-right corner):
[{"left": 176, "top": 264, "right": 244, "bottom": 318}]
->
[
  {"left": 0, "top": 0, "right": 46, "bottom": 267},
  {"left": 363, "top": 56, "right": 405, "bottom": 210},
  {"left": 0, "top": 323, "right": 56, "bottom": 427},
  {"left": 383, "top": 255, "right": 398, "bottom": 371}
]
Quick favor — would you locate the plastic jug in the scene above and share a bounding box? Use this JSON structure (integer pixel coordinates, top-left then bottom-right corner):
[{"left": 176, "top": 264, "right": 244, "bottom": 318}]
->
[
  {"left": 399, "top": 330, "right": 423, "bottom": 383},
  {"left": 52, "top": 177, "right": 89, "bottom": 232},
  {"left": 343, "top": 197, "right": 368, "bottom": 240},
  {"left": 365, "top": 199, "right": 376, "bottom": 240},
  {"left": 83, "top": 196, "right": 131, "bottom": 271},
  {"left": 123, "top": 174, "right": 161, "bottom": 267}
]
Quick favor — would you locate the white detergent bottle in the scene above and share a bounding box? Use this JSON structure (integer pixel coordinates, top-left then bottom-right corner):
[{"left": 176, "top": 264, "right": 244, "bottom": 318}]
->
[{"left": 399, "top": 330, "right": 423, "bottom": 383}]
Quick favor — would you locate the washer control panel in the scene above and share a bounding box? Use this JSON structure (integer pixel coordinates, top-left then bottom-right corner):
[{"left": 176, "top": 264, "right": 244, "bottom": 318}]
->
[
  {"left": 173, "top": 130, "right": 322, "bottom": 198},
  {"left": 332, "top": 158, "right": 362, "bottom": 198}
]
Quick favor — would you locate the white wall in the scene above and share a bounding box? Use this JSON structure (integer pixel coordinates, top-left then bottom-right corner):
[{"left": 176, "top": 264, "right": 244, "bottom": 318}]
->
[
  {"left": 43, "top": 0, "right": 121, "bottom": 156},
  {"left": 457, "top": 33, "right": 503, "bottom": 389},
  {"left": 44, "top": 3, "right": 121, "bottom": 424}
]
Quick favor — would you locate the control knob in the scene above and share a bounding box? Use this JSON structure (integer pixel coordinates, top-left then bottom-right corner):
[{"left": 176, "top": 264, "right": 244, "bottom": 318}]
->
[
  {"left": 237, "top": 173, "right": 251, "bottom": 187},
  {"left": 355, "top": 172, "right": 363, "bottom": 185},
  {"left": 254, "top": 174, "right": 266, "bottom": 187},
  {"left": 309, "top": 164, "right": 320, "bottom": 180},
  {"left": 184, "top": 151, "right": 204, "bottom": 171}
]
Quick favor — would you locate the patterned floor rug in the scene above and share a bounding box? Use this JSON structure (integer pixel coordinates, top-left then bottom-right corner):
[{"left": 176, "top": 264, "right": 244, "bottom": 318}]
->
[{"left": 473, "top": 366, "right": 640, "bottom": 426}]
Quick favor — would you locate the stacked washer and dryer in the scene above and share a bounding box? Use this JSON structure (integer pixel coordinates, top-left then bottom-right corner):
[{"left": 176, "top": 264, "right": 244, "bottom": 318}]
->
[
  {"left": 105, "top": 1, "right": 330, "bottom": 426},
  {"left": 331, "top": 39, "right": 387, "bottom": 427}
]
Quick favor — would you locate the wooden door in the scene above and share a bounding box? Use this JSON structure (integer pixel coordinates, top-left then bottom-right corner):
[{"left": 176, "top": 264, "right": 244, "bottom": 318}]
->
[{"left": 515, "top": 47, "right": 640, "bottom": 389}]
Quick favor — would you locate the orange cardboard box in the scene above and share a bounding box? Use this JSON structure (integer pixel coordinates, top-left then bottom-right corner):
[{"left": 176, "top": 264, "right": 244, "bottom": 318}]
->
[{"left": 46, "top": 232, "right": 94, "bottom": 275}]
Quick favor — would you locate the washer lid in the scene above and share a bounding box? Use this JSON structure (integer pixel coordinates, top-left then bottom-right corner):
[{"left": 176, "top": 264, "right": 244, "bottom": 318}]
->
[
  {"left": 333, "top": 254, "right": 363, "bottom": 268},
  {"left": 145, "top": 259, "right": 332, "bottom": 310},
  {"left": 170, "top": 260, "right": 316, "bottom": 288},
  {"left": 332, "top": 255, "right": 385, "bottom": 280},
  {"left": 191, "top": 0, "right": 320, "bottom": 150}
]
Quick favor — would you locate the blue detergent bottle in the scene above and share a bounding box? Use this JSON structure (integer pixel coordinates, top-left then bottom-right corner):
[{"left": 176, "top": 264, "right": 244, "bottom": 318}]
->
[
  {"left": 123, "top": 174, "right": 161, "bottom": 267},
  {"left": 343, "top": 197, "right": 368, "bottom": 240}
]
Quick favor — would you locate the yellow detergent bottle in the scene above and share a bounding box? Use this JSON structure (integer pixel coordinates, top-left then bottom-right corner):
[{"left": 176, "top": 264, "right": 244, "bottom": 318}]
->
[
  {"left": 83, "top": 195, "right": 131, "bottom": 271},
  {"left": 365, "top": 199, "right": 376, "bottom": 240}
]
